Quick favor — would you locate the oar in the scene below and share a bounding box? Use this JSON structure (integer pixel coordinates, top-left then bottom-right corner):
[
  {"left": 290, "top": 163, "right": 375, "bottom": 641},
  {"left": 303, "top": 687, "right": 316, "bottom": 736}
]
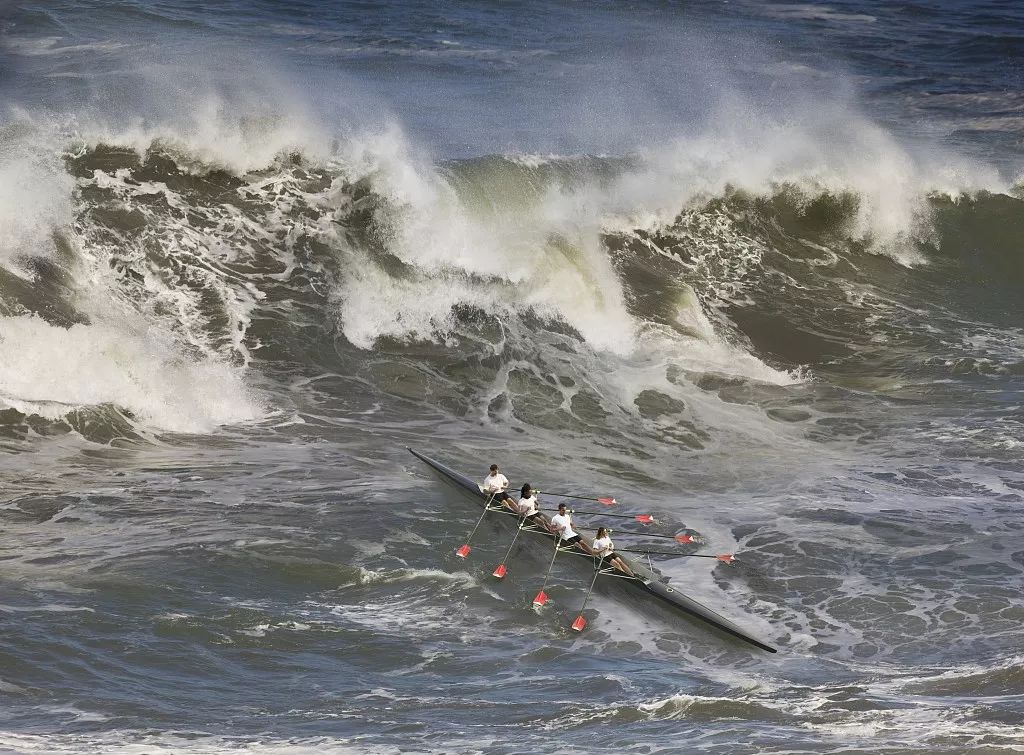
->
[
  {"left": 618, "top": 548, "right": 736, "bottom": 563},
  {"left": 492, "top": 514, "right": 528, "bottom": 579},
  {"left": 613, "top": 531, "right": 697, "bottom": 544},
  {"left": 532, "top": 538, "right": 563, "bottom": 607},
  {"left": 538, "top": 491, "right": 617, "bottom": 506},
  {"left": 571, "top": 567, "right": 603, "bottom": 631},
  {"left": 455, "top": 492, "right": 497, "bottom": 559},
  {"left": 546, "top": 508, "right": 655, "bottom": 524}
]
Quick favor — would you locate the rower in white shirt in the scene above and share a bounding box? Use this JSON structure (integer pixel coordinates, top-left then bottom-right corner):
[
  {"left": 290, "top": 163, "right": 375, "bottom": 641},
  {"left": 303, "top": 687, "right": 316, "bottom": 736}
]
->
[
  {"left": 548, "top": 503, "right": 596, "bottom": 556},
  {"left": 592, "top": 527, "right": 635, "bottom": 577},
  {"left": 482, "top": 463, "right": 515, "bottom": 509}
]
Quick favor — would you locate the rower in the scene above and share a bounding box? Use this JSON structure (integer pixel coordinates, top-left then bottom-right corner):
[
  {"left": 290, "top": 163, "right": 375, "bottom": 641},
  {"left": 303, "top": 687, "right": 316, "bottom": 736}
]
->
[
  {"left": 592, "top": 527, "right": 635, "bottom": 577},
  {"left": 482, "top": 463, "right": 515, "bottom": 509},
  {"left": 515, "top": 484, "right": 548, "bottom": 527},
  {"left": 549, "top": 503, "right": 596, "bottom": 556}
]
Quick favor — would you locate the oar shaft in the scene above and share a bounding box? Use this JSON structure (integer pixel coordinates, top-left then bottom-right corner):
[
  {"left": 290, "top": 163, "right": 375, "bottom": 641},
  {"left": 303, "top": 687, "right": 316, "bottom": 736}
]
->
[
  {"left": 611, "top": 531, "right": 695, "bottom": 540},
  {"left": 619, "top": 548, "right": 722, "bottom": 558},
  {"left": 570, "top": 564, "right": 604, "bottom": 630},
  {"left": 579, "top": 568, "right": 601, "bottom": 612},
  {"left": 466, "top": 494, "right": 496, "bottom": 538},
  {"left": 456, "top": 493, "right": 498, "bottom": 557},
  {"left": 540, "top": 491, "right": 613, "bottom": 504},
  {"left": 545, "top": 508, "right": 643, "bottom": 520},
  {"left": 501, "top": 516, "right": 527, "bottom": 561},
  {"left": 538, "top": 537, "right": 562, "bottom": 591}
]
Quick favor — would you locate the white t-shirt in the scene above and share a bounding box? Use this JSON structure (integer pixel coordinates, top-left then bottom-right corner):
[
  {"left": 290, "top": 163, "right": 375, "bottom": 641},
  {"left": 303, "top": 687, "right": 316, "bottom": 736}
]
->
[
  {"left": 517, "top": 494, "right": 539, "bottom": 516},
  {"left": 482, "top": 472, "right": 509, "bottom": 494},
  {"left": 592, "top": 535, "right": 615, "bottom": 557},
  {"left": 550, "top": 512, "right": 578, "bottom": 540}
]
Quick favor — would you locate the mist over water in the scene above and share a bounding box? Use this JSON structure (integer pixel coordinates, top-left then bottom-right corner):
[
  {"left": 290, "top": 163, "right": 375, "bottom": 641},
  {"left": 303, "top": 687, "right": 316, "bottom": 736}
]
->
[{"left": 1, "top": 2, "right": 1023, "bottom": 753}]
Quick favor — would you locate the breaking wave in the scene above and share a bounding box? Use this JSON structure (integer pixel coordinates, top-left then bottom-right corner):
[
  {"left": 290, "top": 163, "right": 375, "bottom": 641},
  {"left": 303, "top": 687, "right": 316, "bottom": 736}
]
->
[{"left": 0, "top": 93, "right": 1018, "bottom": 444}]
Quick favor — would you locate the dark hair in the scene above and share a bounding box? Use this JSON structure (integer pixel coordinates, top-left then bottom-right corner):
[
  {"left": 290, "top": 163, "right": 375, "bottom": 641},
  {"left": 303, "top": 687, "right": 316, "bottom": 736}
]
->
[
  {"left": 558, "top": 502, "right": 566, "bottom": 509},
  {"left": 520, "top": 483, "right": 532, "bottom": 497},
  {"left": 596, "top": 527, "right": 607, "bottom": 538},
  {"left": 489, "top": 464, "right": 498, "bottom": 472}
]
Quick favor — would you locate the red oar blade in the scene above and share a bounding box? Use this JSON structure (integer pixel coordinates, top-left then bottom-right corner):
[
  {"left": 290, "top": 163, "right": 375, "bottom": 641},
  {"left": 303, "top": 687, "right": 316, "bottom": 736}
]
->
[
  {"left": 634, "top": 515, "right": 655, "bottom": 524},
  {"left": 492, "top": 564, "right": 507, "bottom": 579},
  {"left": 571, "top": 615, "right": 586, "bottom": 631},
  {"left": 597, "top": 497, "right": 617, "bottom": 506},
  {"left": 675, "top": 534, "right": 695, "bottom": 544},
  {"left": 456, "top": 544, "right": 471, "bottom": 559},
  {"left": 532, "top": 590, "right": 548, "bottom": 607},
  {"left": 716, "top": 554, "right": 736, "bottom": 564}
]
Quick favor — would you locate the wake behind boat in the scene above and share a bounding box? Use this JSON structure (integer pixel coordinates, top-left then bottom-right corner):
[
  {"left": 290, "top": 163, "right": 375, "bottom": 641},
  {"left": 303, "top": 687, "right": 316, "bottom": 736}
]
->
[{"left": 409, "top": 448, "right": 778, "bottom": 653}]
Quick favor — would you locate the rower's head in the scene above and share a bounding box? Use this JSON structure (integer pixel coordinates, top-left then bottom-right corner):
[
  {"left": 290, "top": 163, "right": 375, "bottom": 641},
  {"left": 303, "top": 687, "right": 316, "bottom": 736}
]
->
[
  {"left": 558, "top": 503, "right": 567, "bottom": 514},
  {"left": 489, "top": 464, "right": 498, "bottom": 474},
  {"left": 520, "top": 483, "right": 532, "bottom": 497},
  {"left": 596, "top": 527, "right": 607, "bottom": 538}
]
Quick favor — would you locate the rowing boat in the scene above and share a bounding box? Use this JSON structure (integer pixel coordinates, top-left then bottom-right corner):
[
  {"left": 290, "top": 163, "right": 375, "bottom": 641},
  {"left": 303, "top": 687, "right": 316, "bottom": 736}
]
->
[{"left": 409, "top": 447, "right": 777, "bottom": 653}]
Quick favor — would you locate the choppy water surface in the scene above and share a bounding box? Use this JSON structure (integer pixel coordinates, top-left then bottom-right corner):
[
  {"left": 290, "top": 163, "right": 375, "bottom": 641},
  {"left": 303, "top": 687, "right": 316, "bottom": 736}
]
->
[{"left": 1, "top": 2, "right": 1023, "bottom": 752}]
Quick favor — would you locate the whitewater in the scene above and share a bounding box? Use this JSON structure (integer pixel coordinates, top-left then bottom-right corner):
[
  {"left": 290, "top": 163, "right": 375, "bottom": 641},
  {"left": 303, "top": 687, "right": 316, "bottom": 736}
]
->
[{"left": 1, "top": 1, "right": 1023, "bottom": 753}]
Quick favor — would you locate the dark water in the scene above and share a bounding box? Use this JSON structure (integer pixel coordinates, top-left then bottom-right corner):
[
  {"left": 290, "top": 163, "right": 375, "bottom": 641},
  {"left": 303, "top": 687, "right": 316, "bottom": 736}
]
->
[{"left": 1, "top": 2, "right": 1023, "bottom": 752}]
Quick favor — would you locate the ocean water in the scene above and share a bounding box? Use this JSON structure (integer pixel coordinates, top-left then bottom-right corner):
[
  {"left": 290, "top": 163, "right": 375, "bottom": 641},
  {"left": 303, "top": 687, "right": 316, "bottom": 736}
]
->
[{"left": 1, "top": 1, "right": 1023, "bottom": 752}]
